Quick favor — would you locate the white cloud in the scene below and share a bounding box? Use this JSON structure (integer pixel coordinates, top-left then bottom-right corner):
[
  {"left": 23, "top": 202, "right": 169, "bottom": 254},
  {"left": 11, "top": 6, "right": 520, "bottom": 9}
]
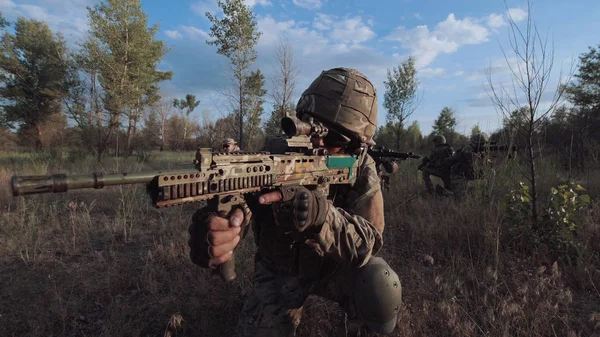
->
[
  {"left": 420, "top": 67, "right": 446, "bottom": 78},
  {"left": 2, "top": 0, "right": 90, "bottom": 45},
  {"left": 314, "top": 14, "right": 376, "bottom": 44},
  {"left": 507, "top": 8, "right": 527, "bottom": 22},
  {"left": 486, "top": 13, "right": 506, "bottom": 28},
  {"left": 414, "top": 13, "right": 422, "bottom": 20},
  {"left": 486, "top": 8, "right": 527, "bottom": 29},
  {"left": 467, "top": 57, "right": 520, "bottom": 81},
  {"left": 454, "top": 70, "right": 466, "bottom": 76},
  {"left": 180, "top": 26, "right": 210, "bottom": 40},
  {"left": 0, "top": 0, "right": 16, "bottom": 12},
  {"left": 293, "top": 0, "right": 324, "bottom": 10},
  {"left": 386, "top": 13, "right": 490, "bottom": 68},
  {"left": 191, "top": 0, "right": 220, "bottom": 16},
  {"left": 244, "top": 0, "right": 272, "bottom": 6},
  {"left": 165, "top": 30, "right": 183, "bottom": 39}
]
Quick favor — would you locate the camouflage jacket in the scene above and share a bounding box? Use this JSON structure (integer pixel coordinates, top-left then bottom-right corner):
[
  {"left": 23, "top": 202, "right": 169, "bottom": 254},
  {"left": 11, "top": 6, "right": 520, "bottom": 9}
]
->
[
  {"left": 443, "top": 145, "right": 477, "bottom": 179},
  {"left": 427, "top": 143, "right": 454, "bottom": 169},
  {"left": 246, "top": 148, "right": 384, "bottom": 280}
]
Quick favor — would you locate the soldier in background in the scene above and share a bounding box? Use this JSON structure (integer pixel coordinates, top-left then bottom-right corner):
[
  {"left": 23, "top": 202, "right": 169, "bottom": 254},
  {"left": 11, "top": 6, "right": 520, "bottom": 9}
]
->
[
  {"left": 377, "top": 159, "right": 399, "bottom": 190},
  {"left": 222, "top": 138, "right": 241, "bottom": 153},
  {"left": 441, "top": 133, "right": 488, "bottom": 199},
  {"left": 188, "top": 68, "right": 402, "bottom": 337},
  {"left": 418, "top": 135, "right": 454, "bottom": 194}
]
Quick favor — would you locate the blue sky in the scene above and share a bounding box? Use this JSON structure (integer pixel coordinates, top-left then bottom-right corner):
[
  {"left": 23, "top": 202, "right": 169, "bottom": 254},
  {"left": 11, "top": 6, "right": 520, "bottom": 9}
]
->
[{"left": 2, "top": 0, "right": 599, "bottom": 136}]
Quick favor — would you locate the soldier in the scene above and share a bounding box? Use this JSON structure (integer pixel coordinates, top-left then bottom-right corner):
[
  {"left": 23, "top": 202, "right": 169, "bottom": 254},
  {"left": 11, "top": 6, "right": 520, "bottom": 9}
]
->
[
  {"left": 441, "top": 133, "right": 488, "bottom": 199},
  {"left": 418, "top": 135, "right": 454, "bottom": 194},
  {"left": 222, "top": 138, "right": 241, "bottom": 153},
  {"left": 377, "top": 159, "right": 399, "bottom": 190},
  {"left": 188, "top": 68, "right": 402, "bottom": 337}
]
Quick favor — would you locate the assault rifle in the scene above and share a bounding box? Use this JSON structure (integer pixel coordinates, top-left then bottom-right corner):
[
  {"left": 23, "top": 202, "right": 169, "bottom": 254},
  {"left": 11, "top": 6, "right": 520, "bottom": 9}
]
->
[
  {"left": 10, "top": 116, "right": 402, "bottom": 283},
  {"left": 367, "top": 145, "right": 421, "bottom": 162}
]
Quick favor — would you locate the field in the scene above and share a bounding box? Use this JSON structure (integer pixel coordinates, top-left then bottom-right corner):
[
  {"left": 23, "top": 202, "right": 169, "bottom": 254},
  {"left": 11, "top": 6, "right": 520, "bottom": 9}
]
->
[{"left": 1, "top": 150, "right": 599, "bottom": 337}]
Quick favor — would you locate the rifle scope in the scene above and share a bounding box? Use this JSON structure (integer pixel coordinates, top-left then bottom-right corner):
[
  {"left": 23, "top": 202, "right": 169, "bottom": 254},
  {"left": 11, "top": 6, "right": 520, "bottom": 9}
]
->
[{"left": 281, "top": 116, "right": 329, "bottom": 138}]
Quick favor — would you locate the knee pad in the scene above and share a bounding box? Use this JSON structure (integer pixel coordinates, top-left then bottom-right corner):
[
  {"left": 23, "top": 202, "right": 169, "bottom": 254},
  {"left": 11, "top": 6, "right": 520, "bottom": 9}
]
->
[{"left": 347, "top": 257, "right": 402, "bottom": 334}]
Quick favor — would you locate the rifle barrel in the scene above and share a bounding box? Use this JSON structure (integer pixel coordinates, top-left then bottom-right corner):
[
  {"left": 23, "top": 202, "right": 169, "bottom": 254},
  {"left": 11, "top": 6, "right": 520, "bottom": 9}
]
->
[{"left": 11, "top": 169, "right": 199, "bottom": 196}]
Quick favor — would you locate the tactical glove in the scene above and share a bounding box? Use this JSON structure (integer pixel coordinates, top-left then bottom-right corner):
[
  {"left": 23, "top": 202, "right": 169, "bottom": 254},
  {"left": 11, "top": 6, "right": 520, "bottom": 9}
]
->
[{"left": 273, "top": 186, "right": 328, "bottom": 232}]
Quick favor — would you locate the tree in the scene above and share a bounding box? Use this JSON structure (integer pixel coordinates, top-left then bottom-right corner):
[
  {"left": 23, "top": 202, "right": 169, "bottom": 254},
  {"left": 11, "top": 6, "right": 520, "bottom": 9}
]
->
[
  {"left": 565, "top": 44, "right": 600, "bottom": 112},
  {"left": 486, "top": 0, "right": 571, "bottom": 229},
  {"left": 265, "top": 36, "right": 300, "bottom": 137},
  {"left": 155, "top": 97, "right": 172, "bottom": 151},
  {"left": 0, "top": 12, "right": 9, "bottom": 129},
  {"left": 206, "top": 0, "right": 261, "bottom": 148},
  {"left": 383, "top": 56, "right": 420, "bottom": 150},
  {"left": 471, "top": 124, "right": 482, "bottom": 136},
  {"left": 78, "top": 0, "right": 172, "bottom": 161},
  {"left": 0, "top": 17, "right": 71, "bottom": 150},
  {"left": 173, "top": 94, "right": 201, "bottom": 150},
  {"left": 565, "top": 44, "right": 600, "bottom": 166},
  {"left": 405, "top": 120, "right": 423, "bottom": 150},
  {"left": 242, "top": 69, "right": 267, "bottom": 149},
  {"left": 432, "top": 107, "right": 457, "bottom": 143}
]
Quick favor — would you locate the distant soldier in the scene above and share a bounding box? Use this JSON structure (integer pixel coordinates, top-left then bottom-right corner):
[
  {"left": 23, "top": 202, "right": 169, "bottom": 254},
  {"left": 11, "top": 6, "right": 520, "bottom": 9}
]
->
[
  {"left": 418, "top": 135, "right": 454, "bottom": 194},
  {"left": 377, "top": 159, "right": 399, "bottom": 190},
  {"left": 441, "top": 133, "right": 488, "bottom": 199},
  {"left": 222, "top": 138, "right": 241, "bottom": 153},
  {"left": 367, "top": 140, "right": 400, "bottom": 190}
]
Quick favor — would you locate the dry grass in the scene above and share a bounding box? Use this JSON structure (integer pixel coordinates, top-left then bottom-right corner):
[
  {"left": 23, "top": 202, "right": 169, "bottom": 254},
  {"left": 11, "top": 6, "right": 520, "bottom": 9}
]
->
[{"left": 0, "top": 151, "right": 599, "bottom": 337}]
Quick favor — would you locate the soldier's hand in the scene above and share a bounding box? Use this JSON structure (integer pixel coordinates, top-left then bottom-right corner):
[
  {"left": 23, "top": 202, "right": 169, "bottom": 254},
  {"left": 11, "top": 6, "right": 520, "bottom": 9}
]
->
[
  {"left": 188, "top": 207, "right": 247, "bottom": 268},
  {"left": 259, "top": 186, "right": 328, "bottom": 232}
]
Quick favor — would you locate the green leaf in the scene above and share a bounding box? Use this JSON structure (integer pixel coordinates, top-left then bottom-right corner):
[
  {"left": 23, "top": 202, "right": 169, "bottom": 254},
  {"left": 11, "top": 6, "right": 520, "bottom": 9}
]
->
[{"left": 578, "top": 194, "right": 591, "bottom": 204}]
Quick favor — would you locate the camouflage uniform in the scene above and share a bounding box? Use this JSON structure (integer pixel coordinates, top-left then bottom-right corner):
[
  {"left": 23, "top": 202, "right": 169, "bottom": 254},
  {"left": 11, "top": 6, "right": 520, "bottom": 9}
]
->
[
  {"left": 239, "top": 149, "right": 386, "bottom": 337},
  {"left": 420, "top": 137, "right": 453, "bottom": 194},
  {"left": 223, "top": 138, "right": 241, "bottom": 153},
  {"left": 189, "top": 68, "right": 401, "bottom": 337},
  {"left": 376, "top": 159, "right": 399, "bottom": 190},
  {"left": 441, "top": 134, "right": 487, "bottom": 199}
]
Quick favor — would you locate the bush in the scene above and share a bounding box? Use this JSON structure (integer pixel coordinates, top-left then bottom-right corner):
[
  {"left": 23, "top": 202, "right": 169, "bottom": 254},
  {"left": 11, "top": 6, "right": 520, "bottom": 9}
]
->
[{"left": 504, "top": 181, "right": 591, "bottom": 261}]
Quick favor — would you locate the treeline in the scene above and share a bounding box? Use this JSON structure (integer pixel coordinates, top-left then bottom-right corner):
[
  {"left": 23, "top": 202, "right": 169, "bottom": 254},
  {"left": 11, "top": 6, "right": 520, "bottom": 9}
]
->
[
  {"left": 0, "top": 0, "right": 295, "bottom": 160},
  {"left": 374, "top": 44, "right": 600, "bottom": 173},
  {"left": 0, "top": 0, "right": 599, "bottom": 169}
]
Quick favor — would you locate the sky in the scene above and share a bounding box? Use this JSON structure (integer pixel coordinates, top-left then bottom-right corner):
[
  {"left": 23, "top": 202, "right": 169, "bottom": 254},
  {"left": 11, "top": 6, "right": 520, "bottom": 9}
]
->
[{"left": 1, "top": 0, "right": 599, "bottom": 136}]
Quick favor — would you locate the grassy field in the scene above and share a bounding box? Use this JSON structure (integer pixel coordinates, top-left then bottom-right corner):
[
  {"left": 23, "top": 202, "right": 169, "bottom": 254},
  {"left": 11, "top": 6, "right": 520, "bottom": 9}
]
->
[{"left": 1, "top": 150, "right": 599, "bottom": 337}]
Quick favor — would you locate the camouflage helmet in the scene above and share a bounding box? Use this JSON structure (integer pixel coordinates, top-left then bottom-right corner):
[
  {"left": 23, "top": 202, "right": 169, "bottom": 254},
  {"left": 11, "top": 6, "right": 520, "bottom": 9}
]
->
[
  {"left": 295, "top": 67, "right": 378, "bottom": 144},
  {"left": 348, "top": 257, "right": 401, "bottom": 334},
  {"left": 470, "top": 133, "right": 487, "bottom": 147},
  {"left": 222, "top": 138, "right": 237, "bottom": 146},
  {"left": 432, "top": 135, "right": 446, "bottom": 144}
]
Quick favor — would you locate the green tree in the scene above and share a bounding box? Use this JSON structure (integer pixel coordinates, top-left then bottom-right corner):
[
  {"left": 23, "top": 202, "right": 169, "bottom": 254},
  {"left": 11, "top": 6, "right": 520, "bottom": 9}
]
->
[
  {"left": 471, "top": 123, "right": 482, "bottom": 136},
  {"left": 0, "top": 17, "right": 71, "bottom": 149},
  {"left": 206, "top": 0, "right": 261, "bottom": 148},
  {"left": 405, "top": 120, "right": 423, "bottom": 150},
  {"left": 383, "top": 56, "right": 420, "bottom": 150},
  {"left": 242, "top": 69, "right": 267, "bottom": 149},
  {"left": 432, "top": 107, "right": 457, "bottom": 143},
  {"left": 264, "top": 102, "right": 295, "bottom": 137},
  {"left": 565, "top": 43, "right": 600, "bottom": 159},
  {"left": 78, "top": 0, "right": 172, "bottom": 161},
  {"left": 566, "top": 44, "right": 600, "bottom": 112},
  {"left": 173, "top": 94, "right": 201, "bottom": 150}
]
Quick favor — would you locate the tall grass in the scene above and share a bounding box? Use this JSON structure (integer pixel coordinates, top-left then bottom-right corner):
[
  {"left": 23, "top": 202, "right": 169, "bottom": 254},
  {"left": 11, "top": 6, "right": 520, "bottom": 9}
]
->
[{"left": 0, "top": 150, "right": 598, "bottom": 336}]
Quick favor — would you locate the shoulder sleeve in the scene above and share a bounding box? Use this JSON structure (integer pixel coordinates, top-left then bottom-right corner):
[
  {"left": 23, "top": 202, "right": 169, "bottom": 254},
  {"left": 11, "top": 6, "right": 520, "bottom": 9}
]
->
[{"left": 306, "top": 149, "right": 385, "bottom": 268}]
